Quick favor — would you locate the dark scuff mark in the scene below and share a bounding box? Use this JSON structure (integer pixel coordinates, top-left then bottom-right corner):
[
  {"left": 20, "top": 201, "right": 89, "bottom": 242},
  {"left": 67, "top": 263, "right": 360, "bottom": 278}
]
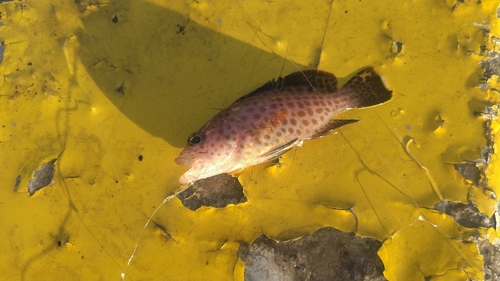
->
[
  {"left": 176, "top": 24, "right": 185, "bottom": 34},
  {"left": 177, "top": 173, "right": 247, "bottom": 211},
  {"left": 0, "top": 41, "right": 5, "bottom": 64},
  {"left": 13, "top": 175, "right": 21, "bottom": 191},
  {"left": 153, "top": 221, "right": 176, "bottom": 241},
  {"left": 238, "top": 227, "right": 385, "bottom": 281},
  {"left": 115, "top": 81, "right": 125, "bottom": 95}
]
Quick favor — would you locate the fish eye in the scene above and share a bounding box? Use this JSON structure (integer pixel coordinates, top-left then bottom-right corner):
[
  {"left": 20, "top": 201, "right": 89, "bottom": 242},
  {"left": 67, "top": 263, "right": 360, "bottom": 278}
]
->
[{"left": 187, "top": 133, "right": 204, "bottom": 146}]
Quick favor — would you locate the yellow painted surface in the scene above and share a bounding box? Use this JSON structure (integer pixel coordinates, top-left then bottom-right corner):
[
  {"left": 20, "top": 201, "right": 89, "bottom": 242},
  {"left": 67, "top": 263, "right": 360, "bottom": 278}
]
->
[{"left": 0, "top": 0, "right": 498, "bottom": 280}]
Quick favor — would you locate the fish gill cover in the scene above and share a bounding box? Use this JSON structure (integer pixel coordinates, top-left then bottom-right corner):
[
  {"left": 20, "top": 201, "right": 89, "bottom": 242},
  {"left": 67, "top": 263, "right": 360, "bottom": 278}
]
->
[{"left": 0, "top": 0, "right": 499, "bottom": 280}]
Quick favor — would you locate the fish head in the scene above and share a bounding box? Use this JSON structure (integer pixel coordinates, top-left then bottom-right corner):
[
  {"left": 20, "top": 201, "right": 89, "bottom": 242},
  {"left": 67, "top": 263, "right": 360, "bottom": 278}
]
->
[{"left": 175, "top": 127, "right": 239, "bottom": 184}]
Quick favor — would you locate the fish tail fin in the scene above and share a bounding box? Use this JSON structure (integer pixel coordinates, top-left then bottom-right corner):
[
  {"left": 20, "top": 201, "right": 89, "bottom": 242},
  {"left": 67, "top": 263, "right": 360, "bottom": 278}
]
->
[{"left": 341, "top": 67, "right": 392, "bottom": 108}]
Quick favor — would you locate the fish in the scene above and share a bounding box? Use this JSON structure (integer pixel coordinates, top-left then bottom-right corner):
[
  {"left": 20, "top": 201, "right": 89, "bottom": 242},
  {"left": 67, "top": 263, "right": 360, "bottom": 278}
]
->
[{"left": 175, "top": 67, "right": 392, "bottom": 184}]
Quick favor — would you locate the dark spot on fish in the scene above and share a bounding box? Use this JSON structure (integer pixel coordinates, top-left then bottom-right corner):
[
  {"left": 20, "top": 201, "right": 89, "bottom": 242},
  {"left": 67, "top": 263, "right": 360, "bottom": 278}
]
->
[
  {"left": 264, "top": 134, "right": 271, "bottom": 140},
  {"left": 315, "top": 108, "right": 324, "bottom": 114},
  {"left": 282, "top": 119, "right": 288, "bottom": 126},
  {"left": 288, "top": 128, "right": 294, "bottom": 134},
  {"left": 241, "top": 115, "right": 248, "bottom": 122},
  {"left": 253, "top": 113, "right": 261, "bottom": 119},
  {"left": 297, "top": 102, "right": 304, "bottom": 108},
  {"left": 276, "top": 131, "right": 282, "bottom": 137},
  {"left": 296, "top": 129, "right": 302, "bottom": 134},
  {"left": 302, "top": 120, "right": 310, "bottom": 126},
  {"left": 270, "top": 103, "right": 278, "bottom": 109},
  {"left": 320, "top": 116, "right": 325, "bottom": 121},
  {"left": 287, "top": 102, "right": 295, "bottom": 108},
  {"left": 313, "top": 101, "right": 320, "bottom": 106},
  {"left": 307, "top": 108, "right": 314, "bottom": 116},
  {"left": 297, "top": 111, "right": 306, "bottom": 117},
  {"left": 281, "top": 127, "right": 287, "bottom": 133},
  {"left": 290, "top": 118, "right": 297, "bottom": 126},
  {"left": 327, "top": 100, "right": 333, "bottom": 107},
  {"left": 303, "top": 100, "right": 311, "bottom": 106},
  {"left": 247, "top": 107, "right": 255, "bottom": 113},
  {"left": 312, "top": 119, "right": 318, "bottom": 125}
]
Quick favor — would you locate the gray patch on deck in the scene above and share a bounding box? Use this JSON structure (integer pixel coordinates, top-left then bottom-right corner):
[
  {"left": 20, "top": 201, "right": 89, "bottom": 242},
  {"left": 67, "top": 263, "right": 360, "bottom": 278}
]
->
[
  {"left": 453, "top": 162, "right": 481, "bottom": 186},
  {"left": 27, "top": 158, "right": 57, "bottom": 196},
  {"left": 478, "top": 237, "right": 500, "bottom": 281},
  {"left": 238, "top": 227, "right": 385, "bottom": 281},
  {"left": 434, "top": 200, "right": 494, "bottom": 228},
  {"left": 177, "top": 173, "right": 247, "bottom": 211}
]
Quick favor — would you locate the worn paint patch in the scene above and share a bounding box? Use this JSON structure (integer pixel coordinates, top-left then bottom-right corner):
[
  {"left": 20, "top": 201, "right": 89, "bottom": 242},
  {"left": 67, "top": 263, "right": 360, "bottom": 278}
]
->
[{"left": 27, "top": 158, "right": 57, "bottom": 196}]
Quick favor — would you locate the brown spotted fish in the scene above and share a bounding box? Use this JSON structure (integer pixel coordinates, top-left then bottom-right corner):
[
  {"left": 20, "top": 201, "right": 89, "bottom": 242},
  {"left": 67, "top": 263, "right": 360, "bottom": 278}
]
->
[{"left": 175, "top": 67, "right": 392, "bottom": 184}]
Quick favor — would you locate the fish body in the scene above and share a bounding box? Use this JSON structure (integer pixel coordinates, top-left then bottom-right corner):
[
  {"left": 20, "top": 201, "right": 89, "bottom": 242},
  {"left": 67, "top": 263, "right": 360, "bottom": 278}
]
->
[{"left": 175, "top": 67, "right": 392, "bottom": 184}]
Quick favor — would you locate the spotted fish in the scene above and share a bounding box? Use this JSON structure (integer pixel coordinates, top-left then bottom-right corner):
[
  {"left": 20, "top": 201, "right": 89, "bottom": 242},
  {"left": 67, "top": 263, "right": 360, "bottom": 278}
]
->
[{"left": 175, "top": 67, "right": 392, "bottom": 184}]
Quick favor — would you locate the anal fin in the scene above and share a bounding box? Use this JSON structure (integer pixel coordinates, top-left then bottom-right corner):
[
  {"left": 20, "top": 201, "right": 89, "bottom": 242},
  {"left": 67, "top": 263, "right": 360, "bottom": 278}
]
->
[{"left": 309, "top": 119, "right": 358, "bottom": 139}]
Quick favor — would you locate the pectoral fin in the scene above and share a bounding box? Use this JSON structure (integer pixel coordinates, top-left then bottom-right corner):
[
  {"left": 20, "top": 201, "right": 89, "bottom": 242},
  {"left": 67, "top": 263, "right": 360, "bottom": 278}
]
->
[{"left": 259, "top": 138, "right": 299, "bottom": 162}]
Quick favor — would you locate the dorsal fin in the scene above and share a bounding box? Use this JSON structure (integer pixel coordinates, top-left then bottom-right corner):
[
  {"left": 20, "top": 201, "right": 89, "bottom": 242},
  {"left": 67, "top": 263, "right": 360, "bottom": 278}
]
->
[{"left": 234, "top": 70, "right": 339, "bottom": 103}]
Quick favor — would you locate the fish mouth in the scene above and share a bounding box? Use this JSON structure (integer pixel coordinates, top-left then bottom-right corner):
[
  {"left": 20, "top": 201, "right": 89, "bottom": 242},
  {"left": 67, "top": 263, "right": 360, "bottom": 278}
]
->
[{"left": 175, "top": 155, "right": 194, "bottom": 167}]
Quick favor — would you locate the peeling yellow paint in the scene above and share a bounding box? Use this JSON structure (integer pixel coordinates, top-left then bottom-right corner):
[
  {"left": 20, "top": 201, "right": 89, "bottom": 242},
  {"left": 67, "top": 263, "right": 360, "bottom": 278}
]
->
[{"left": 0, "top": 0, "right": 498, "bottom": 280}]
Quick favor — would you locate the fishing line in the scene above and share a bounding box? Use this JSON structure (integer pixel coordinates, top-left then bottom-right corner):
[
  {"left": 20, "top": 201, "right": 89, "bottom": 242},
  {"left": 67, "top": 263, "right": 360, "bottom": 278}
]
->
[{"left": 120, "top": 184, "right": 190, "bottom": 280}]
